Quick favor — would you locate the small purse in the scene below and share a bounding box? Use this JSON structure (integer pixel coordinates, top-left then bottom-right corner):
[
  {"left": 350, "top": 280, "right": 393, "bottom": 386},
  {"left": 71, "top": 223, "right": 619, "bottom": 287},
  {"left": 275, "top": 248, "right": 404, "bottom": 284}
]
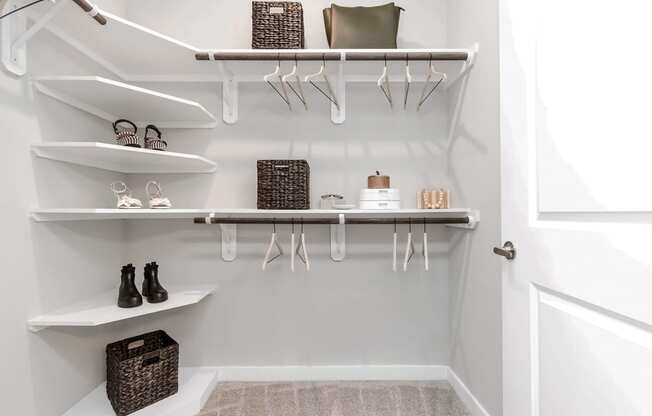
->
[{"left": 323, "top": 2, "right": 404, "bottom": 49}]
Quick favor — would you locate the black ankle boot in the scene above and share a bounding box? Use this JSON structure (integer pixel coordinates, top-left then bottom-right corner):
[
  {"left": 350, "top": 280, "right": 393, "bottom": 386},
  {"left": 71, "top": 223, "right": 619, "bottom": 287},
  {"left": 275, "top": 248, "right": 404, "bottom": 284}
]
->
[
  {"left": 143, "top": 262, "right": 168, "bottom": 303},
  {"left": 118, "top": 264, "right": 143, "bottom": 308},
  {"left": 142, "top": 263, "right": 151, "bottom": 298}
]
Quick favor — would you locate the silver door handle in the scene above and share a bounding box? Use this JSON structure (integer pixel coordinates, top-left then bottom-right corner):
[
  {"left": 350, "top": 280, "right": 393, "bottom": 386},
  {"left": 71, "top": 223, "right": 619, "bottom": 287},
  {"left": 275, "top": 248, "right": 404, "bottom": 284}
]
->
[{"left": 493, "top": 241, "right": 516, "bottom": 260}]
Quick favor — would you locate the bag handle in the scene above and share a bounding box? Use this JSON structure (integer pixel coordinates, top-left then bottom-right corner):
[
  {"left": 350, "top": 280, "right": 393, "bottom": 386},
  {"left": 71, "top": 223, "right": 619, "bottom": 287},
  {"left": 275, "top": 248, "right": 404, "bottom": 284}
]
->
[
  {"left": 113, "top": 119, "right": 137, "bottom": 134},
  {"left": 144, "top": 124, "right": 161, "bottom": 139}
]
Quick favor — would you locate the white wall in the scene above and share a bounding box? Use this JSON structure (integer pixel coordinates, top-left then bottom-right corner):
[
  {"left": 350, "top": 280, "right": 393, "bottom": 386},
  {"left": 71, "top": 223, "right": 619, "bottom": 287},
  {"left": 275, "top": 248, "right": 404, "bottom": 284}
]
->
[
  {"left": 447, "top": 0, "right": 503, "bottom": 415},
  {"left": 0, "top": 1, "right": 501, "bottom": 415},
  {"left": 121, "top": 0, "right": 454, "bottom": 368},
  {"left": 0, "top": 2, "right": 135, "bottom": 415}
]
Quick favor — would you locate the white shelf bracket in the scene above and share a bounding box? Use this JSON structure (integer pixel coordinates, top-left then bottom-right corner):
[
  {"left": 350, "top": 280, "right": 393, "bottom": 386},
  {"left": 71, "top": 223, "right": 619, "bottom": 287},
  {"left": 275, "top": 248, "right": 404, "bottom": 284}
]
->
[
  {"left": 217, "top": 59, "right": 238, "bottom": 124},
  {"left": 220, "top": 224, "right": 237, "bottom": 261},
  {"left": 205, "top": 213, "right": 237, "bottom": 261},
  {"left": 446, "top": 210, "right": 480, "bottom": 230},
  {"left": 331, "top": 52, "right": 346, "bottom": 124},
  {"left": 1, "top": 0, "right": 67, "bottom": 76},
  {"left": 330, "top": 213, "right": 346, "bottom": 261}
]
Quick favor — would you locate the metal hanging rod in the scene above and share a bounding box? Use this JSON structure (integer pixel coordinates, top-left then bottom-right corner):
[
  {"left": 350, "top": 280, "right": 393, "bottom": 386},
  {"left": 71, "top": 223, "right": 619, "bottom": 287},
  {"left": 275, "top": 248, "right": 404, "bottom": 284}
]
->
[
  {"left": 195, "top": 50, "right": 469, "bottom": 62},
  {"left": 0, "top": 0, "right": 106, "bottom": 24},
  {"left": 70, "top": 0, "right": 107, "bottom": 25},
  {"left": 194, "top": 217, "right": 471, "bottom": 225}
]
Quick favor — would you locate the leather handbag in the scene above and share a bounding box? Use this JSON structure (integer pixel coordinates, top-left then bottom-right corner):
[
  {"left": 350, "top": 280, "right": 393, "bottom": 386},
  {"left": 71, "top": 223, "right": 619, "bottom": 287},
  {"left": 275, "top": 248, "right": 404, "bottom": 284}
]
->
[{"left": 323, "top": 3, "right": 404, "bottom": 49}]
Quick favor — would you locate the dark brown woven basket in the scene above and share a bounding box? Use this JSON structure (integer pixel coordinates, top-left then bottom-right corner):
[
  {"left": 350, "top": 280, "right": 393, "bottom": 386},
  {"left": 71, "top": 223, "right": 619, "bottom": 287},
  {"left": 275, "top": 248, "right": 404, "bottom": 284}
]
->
[
  {"left": 252, "top": 2, "right": 305, "bottom": 49},
  {"left": 257, "top": 160, "right": 310, "bottom": 209},
  {"left": 106, "top": 330, "right": 179, "bottom": 416}
]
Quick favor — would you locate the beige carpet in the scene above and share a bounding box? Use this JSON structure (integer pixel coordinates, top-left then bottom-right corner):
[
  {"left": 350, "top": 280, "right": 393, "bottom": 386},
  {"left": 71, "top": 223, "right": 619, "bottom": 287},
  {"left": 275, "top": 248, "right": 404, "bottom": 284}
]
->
[{"left": 197, "top": 381, "right": 470, "bottom": 416}]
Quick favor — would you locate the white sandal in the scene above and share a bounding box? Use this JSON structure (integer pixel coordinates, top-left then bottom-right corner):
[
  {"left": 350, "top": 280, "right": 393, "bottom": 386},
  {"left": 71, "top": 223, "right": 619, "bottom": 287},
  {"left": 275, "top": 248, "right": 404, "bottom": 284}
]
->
[
  {"left": 111, "top": 181, "right": 143, "bottom": 209},
  {"left": 146, "top": 181, "right": 172, "bottom": 209}
]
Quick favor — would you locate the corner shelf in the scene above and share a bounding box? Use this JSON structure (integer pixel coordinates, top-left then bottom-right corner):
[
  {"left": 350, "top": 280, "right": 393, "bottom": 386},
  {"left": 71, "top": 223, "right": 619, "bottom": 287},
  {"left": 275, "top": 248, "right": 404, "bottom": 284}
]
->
[
  {"left": 62, "top": 367, "right": 220, "bottom": 416},
  {"left": 29, "top": 208, "right": 478, "bottom": 222},
  {"left": 32, "top": 142, "right": 217, "bottom": 174},
  {"left": 28, "top": 284, "right": 216, "bottom": 332},
  {"left": 33, "top": 76, "right": 217, "bottom": 128}
]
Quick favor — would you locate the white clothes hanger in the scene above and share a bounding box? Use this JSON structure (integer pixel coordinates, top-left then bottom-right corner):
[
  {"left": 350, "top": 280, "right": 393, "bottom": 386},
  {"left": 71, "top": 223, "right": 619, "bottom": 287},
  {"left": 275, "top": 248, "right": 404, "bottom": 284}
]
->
[
  {"left": 304, "top": 54, "right": 340, "bottom": 110},
  {"left": 262, "top": 220, "right": 284, "bottom": 270},
  {"left": 403, "top": 219, "right": 415, "bottom": 272},
  {"left": 403, "top": 55, "right": 413, "bottom": 110},
  {"left": 417, "top": 54, "right": 448, "bottom": 111},
  {"left": 392, "top": 219, "right": 398, "bottom": 272},
  {"left": 282, "top": 55, "right": 308, "bottom": 110},
  {"left": 264, "top": 56, "right": 292, "bottom": 110},
  {"left": 294, "top": 219, "right": 310, "bottom": 271},
  {"left": 422, "top": 219, "right": 429, "bottom": 271},
  {"left": 290, "top": 219, "right": 296, "bottom": 272},
  {"left": 378, "top": 54, "right": 393, "bottom": 108}
]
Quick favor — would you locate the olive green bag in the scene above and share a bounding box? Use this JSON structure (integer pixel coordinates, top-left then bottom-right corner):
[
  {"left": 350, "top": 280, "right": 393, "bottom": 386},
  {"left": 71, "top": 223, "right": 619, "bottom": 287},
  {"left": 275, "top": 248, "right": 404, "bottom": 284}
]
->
[{"left": 323, "top": 3, "right": 404, "bottom": 49}]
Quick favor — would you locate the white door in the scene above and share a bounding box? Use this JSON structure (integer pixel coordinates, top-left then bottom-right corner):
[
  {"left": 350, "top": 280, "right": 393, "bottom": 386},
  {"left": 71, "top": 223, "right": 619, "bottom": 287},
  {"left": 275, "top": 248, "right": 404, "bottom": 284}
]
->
[{"left": 500, "top": 0, "right": 652, "bottom": 415}]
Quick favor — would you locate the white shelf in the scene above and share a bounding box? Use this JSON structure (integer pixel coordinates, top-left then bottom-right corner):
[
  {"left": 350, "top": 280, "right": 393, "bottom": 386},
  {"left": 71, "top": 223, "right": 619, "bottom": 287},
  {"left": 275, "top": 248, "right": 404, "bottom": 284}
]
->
[
  {"left": 29, "top": 208, "right": 476, "bottom": 222},
  {"left": 32, "top": 142, "right": 217, "bottom": 174},
  {"left": 28, "top": 285, "right": 216, "bottom": 332},
  {"left": 29, "top": 2, "right": 218, "bottom": 82},
  {"left": 27, "top": 3, "right": 474, "bottom": 83},
  {"left": 33, "top": 76, "right": 217, "bottom": 128},
  {"left": 62, "top": 367, "right": 220, "bottom": 416}
]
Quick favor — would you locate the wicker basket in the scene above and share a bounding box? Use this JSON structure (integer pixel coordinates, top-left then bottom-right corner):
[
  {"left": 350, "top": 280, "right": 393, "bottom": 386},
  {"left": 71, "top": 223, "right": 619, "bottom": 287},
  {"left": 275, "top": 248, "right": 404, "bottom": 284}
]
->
[
  {"left": 257, "top": 160, "right": 310, "bottom": 209},
  {"left": 106, "top": 330, "right": 179, "bottom": 416},
  {"left": 252, "top": 2, "right": 305, "bottom": 49}
]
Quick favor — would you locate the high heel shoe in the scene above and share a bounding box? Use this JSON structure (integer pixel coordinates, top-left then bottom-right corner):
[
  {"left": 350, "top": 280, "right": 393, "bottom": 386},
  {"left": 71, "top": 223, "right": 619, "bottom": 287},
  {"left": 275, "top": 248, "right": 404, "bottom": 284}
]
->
[
  {"left": 146, "top": 181, "right": 172, "bottom": 209},
  {"left": 118, "top": 264, "right": 143, "bottom": 308},
  {"left": 143, "top": 124, "right": 168, "bottom": 151},
  {"left": 111, "top": 181, "right": 143, "bottom": 209},
  {"left": 142, "top": 262, "right": 168, "bottom": 303}
]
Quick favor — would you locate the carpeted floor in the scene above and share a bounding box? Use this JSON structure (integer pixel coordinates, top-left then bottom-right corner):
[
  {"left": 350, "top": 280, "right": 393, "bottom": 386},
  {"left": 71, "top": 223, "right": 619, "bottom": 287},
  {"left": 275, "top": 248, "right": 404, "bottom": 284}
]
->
[{"left": 197, "top": 381, "right": 470, "bottom": 416}]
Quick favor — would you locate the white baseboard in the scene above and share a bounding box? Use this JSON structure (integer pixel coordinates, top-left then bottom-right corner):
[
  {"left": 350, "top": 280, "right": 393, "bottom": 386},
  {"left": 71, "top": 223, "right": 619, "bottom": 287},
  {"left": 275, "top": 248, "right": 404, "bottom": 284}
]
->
[
  {"left": 214, "top": 365, "right": 490, "bottom": 416},
  {"left": 447, "top": 368, "right": 491, "bottom": 416},
  {"left": 216, "top": 365, "right": 448, "bottom": 382}
]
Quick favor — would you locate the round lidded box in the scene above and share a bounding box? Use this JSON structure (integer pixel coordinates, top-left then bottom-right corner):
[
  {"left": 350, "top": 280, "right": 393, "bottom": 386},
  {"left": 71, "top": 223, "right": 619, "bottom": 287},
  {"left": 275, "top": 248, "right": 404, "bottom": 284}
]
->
[{"left": 368, "top": 171, "right": 390, "bottom": 189}]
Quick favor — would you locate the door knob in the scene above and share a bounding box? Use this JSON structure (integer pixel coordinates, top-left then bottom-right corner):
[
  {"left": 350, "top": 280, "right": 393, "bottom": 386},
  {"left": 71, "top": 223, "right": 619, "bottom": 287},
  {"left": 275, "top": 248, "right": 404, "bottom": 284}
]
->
[{"left": 493, "top": 241, "right": 516, "bottom": 260}]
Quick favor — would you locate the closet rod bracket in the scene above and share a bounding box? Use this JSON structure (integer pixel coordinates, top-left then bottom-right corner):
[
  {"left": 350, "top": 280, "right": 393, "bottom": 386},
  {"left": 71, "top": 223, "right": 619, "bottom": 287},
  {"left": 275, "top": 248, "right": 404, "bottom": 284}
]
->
[
  {"left": 330, "top": 213, "right": 346, "bottom": 261},
  {"left": 216, "top": 59, "right": 239, "bottom": 124}
]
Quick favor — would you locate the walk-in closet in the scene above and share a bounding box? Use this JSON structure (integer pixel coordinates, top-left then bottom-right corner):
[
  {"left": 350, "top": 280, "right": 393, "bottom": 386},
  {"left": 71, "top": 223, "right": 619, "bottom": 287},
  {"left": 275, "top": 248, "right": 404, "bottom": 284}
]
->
[{"left": 5, "top": 0, "right": 647, "bottom": 415}]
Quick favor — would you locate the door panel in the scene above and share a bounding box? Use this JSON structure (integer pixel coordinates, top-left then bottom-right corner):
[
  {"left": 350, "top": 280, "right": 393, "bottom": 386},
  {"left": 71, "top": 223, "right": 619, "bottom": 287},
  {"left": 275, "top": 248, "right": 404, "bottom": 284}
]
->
[
  {"left": 535, "top": 0, "right": 652, "bottom": 213},
  {"left": 536, "top": 287, "right": 652, "bottom": 416},
  {"left": 501, "top": 0, "right": 652, "bottom": 414}
]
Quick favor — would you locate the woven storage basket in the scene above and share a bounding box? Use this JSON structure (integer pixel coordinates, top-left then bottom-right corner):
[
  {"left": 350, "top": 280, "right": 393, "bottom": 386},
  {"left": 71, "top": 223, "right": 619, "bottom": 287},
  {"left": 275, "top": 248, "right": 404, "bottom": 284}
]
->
[
  {"left": 106, "top": 330, "right": 179, "bottom": 416},
  {"left": 252, "top": 2, "right": 305, "bottom": 49},
  {"left": 257, "top": 160, "right": 310, "bottom": 209}
]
